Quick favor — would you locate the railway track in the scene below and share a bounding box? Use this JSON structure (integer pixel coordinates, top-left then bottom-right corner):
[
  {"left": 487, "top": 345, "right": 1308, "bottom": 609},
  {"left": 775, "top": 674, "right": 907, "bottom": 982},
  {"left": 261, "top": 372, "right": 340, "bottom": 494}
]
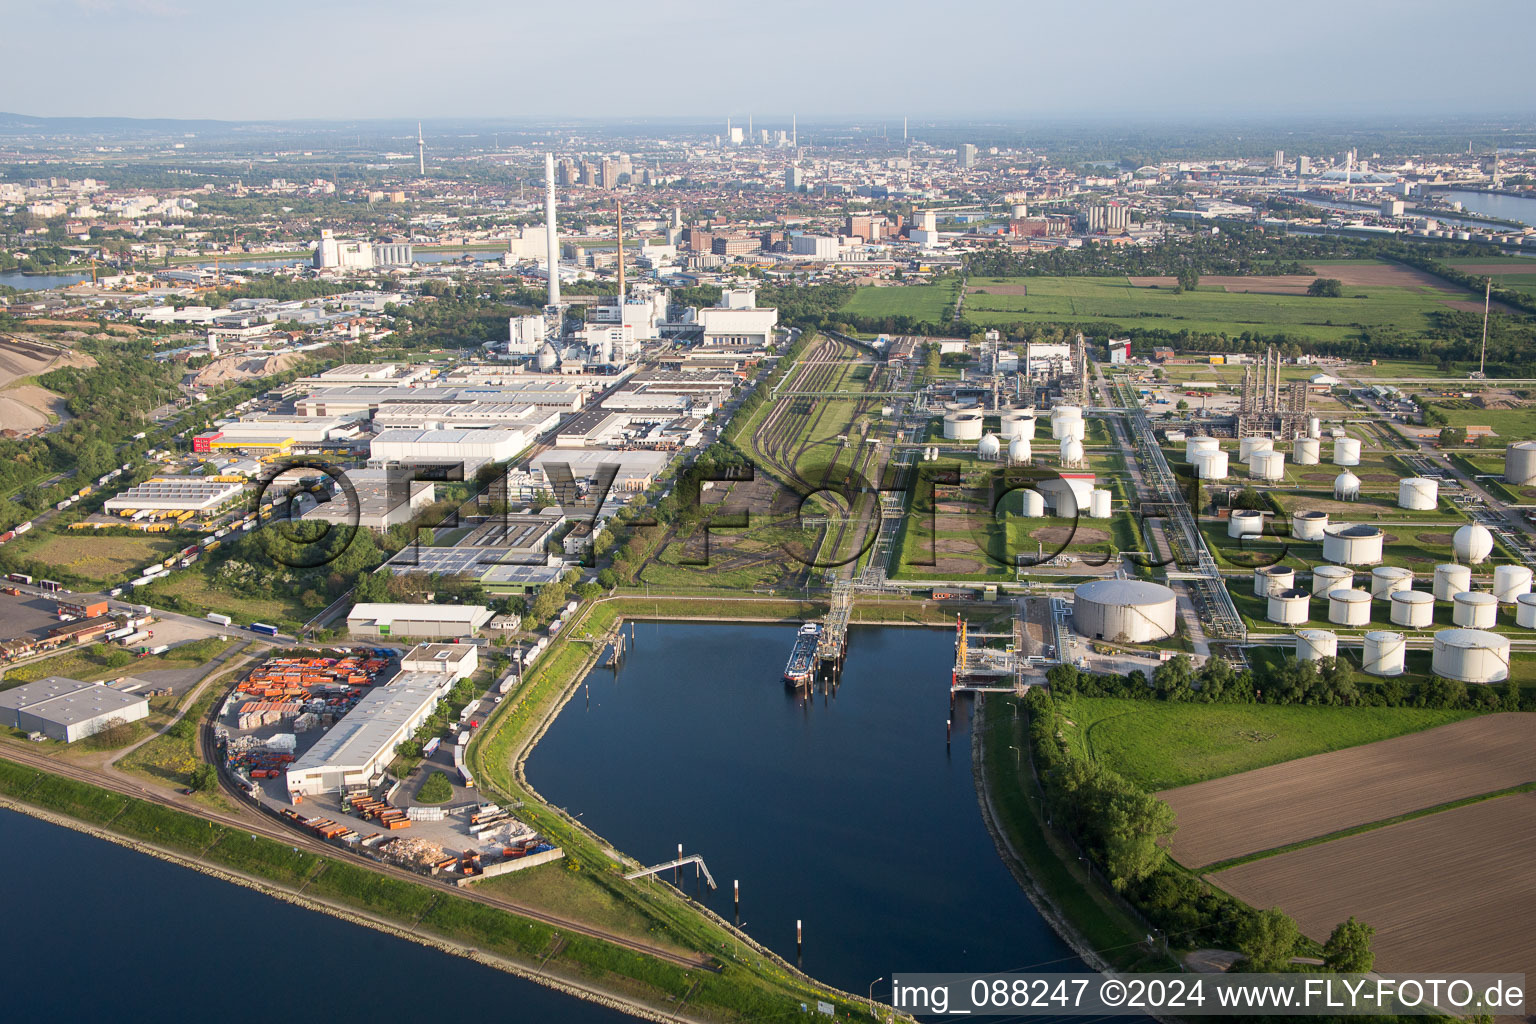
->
[{"left": 0, "top": 741, "right": 714, "bottom": 971}]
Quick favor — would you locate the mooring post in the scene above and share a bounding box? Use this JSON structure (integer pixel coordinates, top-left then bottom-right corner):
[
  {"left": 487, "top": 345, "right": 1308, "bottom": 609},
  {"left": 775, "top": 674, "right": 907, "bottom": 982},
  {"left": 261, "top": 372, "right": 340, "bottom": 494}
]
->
[
  {"left": 796, "top": 918, "right": 803, "bottom": 960},
  {"left": 734, "top": 879, "right": 740, "bottom": 922}
]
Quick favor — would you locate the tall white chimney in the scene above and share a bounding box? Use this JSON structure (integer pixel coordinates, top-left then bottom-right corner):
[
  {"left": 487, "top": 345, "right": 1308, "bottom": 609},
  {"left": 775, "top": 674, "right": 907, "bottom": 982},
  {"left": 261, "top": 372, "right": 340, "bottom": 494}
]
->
[{"left": 544, "top": 152, "right": 560, "bottom": 308}]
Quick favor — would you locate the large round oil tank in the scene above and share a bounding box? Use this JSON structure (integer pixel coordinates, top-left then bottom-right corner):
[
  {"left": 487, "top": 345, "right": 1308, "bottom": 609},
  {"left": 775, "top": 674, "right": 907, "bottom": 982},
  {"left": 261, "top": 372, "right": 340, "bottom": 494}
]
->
[
  {"left": 1517, "top": 593, "right": 1536, "bottom": 628},
  {"left": 1333, "top": 470, "right": 1361, "bottom": 500},
  {"left": 1194, "top": 449, "right": 1229, "bottom": 480},
  {"left": 1088, "top": 489, "right": 1112, "bottom": 519},
  {"left": 999, "top": 408, "right": 1034, "bottom": 438},
  {"left": 1019, "top": 490, "right": 1046, "bottom": 517},
  {"left": 1249, "top": 450, "right": 1285, "bottom": 481},
  {"left": 1333, "top": 437, "right": 1362, "bottom": 466},
  {"left": 1432, "top": 628, "right": 1510, "bottom": 683},
  {"left": 1362, "top": 631, "right": 1407, "bottom": 677},
  {"left": 1433, "top": 563, "right": 1472, "bottom": 600},
  {"left": 1050, "top": 404, "right": 1082, "bottom": 423},
  {"left": 1370, "top": 566, "right": 1413, "bottom": 598},
  {"left": 1504, "top": 441, "right": 1536, "bottom": 485},
  {"left": 1007, "top": 437, "right": 1032, "bottom": 463},
  {"left": 1071, "top": 579, "right": 1177, "bottom": 643},
  {"left": 1322, "top": 524, "right": 1383, "bottom": 566},
  {"left": 1293, "top": 437, "right": 1321, "bottom": 465},
  {"left": 1053, "top": 417, "right": 1086, "bottom": 442},
  {"left": 1228, "top": 509, "right": 1264, "bottom": 538},
  {"left": 1312, "top": 564, "right": 1354, "bottom": 596},
  {"left": 1292, "top": 510, "right": 1328, "bottom": 541},
  {"left": 1494, "top": 564, "right": 1534, "bottom": 604},
  {"left": 1254, "top": 565, "right": 1296, "bottom": 598},
  {"left": 1295, "top": 628, "right": 1337, "bottom": 661},
  {"left": 1452, "top": 591, "right": 1498, "bottom": 628},
  {"left": 1059, "top": 438, "right": 1085, "bottom": 465},
  {"left": 978, "top": 433, "right": 1001, "bottom": 460},
  {"left": 1453, "top": 524, "right": 1494, "bottom": 564},
  {"left": 1328, "top": 588, "right": 1372, "bottom": 626},
  {"left": 1239, "top": 436, "right": 1274, "bottom": 461},
  {"left": 1398, "top": 478, "right": 1439, "bottom": 511},
  {"left": 1185, "top": 436, "right": 1220, "bottom": 463},
  {"left": 943, "top": 410, "right": 984, "bottom": 441},
  {"left": 1268, "top": 588, "right": 1311, "bottom": 625},
  {"left": 1389, "top": 590, "right": 1434, "bottom": 628}
]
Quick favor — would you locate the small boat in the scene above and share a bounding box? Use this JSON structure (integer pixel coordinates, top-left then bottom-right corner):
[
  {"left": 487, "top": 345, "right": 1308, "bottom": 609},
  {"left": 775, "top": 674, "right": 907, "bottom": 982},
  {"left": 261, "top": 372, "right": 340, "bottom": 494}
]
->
[{"left": 783, "top": 622, "right": 822, "bottom": 687}]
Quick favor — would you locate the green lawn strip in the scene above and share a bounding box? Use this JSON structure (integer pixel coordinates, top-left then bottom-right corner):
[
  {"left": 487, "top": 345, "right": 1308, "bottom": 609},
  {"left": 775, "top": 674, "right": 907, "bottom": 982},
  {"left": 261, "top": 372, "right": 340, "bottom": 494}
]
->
[{"left": 3, "top": 637, "right": 233, "bottom": 687}]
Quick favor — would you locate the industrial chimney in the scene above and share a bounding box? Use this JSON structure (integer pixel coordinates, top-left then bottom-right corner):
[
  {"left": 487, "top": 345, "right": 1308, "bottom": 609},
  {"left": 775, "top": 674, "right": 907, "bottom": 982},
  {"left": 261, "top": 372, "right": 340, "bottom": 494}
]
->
[{"left": 545, "top": 152, "right": 560, "bottom": 308}]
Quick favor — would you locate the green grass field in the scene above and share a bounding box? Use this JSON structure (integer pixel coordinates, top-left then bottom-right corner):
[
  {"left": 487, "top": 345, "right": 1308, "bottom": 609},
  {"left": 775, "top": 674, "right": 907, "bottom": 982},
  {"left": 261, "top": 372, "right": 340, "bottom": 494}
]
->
[
  {"left": 839, "top": 279, "right": 960, "bottom": 322},
  {"left": 3, "top": 530, "right": 186, "bottom": 585},
  {"left": 2, "top": 637, "right": 232, "bottom": 687},
  {"left": 1056, "top": 695, "right": 1472, "bottom": 791},
  {"left": 1427, "top": 402, "right": 1536, "bottom": 438},
  {"left": 139, "top": 573, "right": 309, "bottom": 626}
]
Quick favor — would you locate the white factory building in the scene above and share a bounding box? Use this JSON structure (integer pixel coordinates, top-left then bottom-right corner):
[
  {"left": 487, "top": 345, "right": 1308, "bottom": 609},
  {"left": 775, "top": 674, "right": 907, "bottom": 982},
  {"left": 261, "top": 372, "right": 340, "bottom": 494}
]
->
[
  {"left": 104, "top": 477, "right": 244, "bottom": 514},
  {"left": 0, "top": 677, "right": 149, "bottom": 743},
  {"left": 346, "top": 603, "right": 494, "bottom": 638},
  {"left": 698, "top": 288, "right": 779, "bottom": 348},
  {"left": 371, "top": 402, "right": 560, "bottom": 434},
  {"left": 368, "top": 427, "right": 533, "bottom": 467},
  {"left": 296, "top": 467, "right": 437, "bottom": 533},
  {"left": 313, "top": 229, "right": 375, "bottom": 270}
]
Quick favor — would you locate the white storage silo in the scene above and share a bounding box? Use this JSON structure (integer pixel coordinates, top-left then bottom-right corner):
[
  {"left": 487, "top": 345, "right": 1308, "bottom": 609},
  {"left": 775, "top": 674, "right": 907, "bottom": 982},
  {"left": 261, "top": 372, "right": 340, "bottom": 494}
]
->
[
  {"left": 1250, "top": 450, "right": 1285, "bottom": 481},
  {"left": 1194, "top": 449, "right": 1229, "bottom": 480},
  {"left": 1088, "top": 489, "right": 1112, "bottom": 519},
  {"left": 1389, "top": 590, "right": 1435, "bottom": 628},
  {"left": 1362, "top": 631, "right": 1407, "bottom": 677},
  {"left": 1295, "top": 628, "right": 1338, "bottom": 662},
  {"left": 978, "top": 433, "right": 1001, "bottom": 460},
  {"left": 1504, "top": 441, "right": 1536, "bottom": 485},
  {"left": 1452, "top": 591, "right": 1498, "bottom": 628},
  {"left": 1370, "top": 566, "right": 1413, "bottom": 598},
  {"left": 999, "top": 409, "right": 1034, "bottom": 439},
  {"left": 1494, "top": 564, "right": 1533, "bottom": 603},
  {"left": 1059, "top": 438, "right": 1086, "bottom": 465},
  {"left": 1333, "top": 437, "right": 1362, "bottom": 466},
  {"left": 1254, "top": 565, "right": 1295, "bottom": 598},
  {"left": 1398, "top": 478, "right": 1439, "bottom": 511},
  {"left": 1432, "top": 628, "right": 1510, "bottom": 683},
  {"left": 1051, "top": 404, "right": 1082, "bottom": 424},
  {"left": 1050, "top": 407, "right": 1083, "bottom": 440},
  {"left": 1328, "top": 588, "right": 1372, "bottom": 626},
  {"left": 1433, "top": 563, "right": 1473, "bottom": 600},
  {"left": 1516, "top": 593, "right": 1536, "bottom": 628},
  {"left": 1454, "top": 524, "right": 1495, "bottom": 564},
  {"left": 1019, "top": 490, "right": 1046, "bottom": 517},
  {"left": 943, "top": 409, "right": 984, "bottom": 440},
  {"left": 1293, "top": 437, "right": 1321, "bottom": 465},
  {"left": 1071, "top": 579, "right": 1178, "bottom": 643},
  {"left": 1322, "top": 524, "right": 1384, "bottom": 566},
  {"left": 1268, "top": 588, "right": 1311, "bottom": 626},
  {"left": 1308, "top": 415, "right": 1321, "bottom": 439},
  {"left": 1312, "top": 564, "right": 1354, "bottom": 596},
  {"left": 1007, "top": 437, "right": 1031, "bottom": 464},
  {"left": 1239, "top": 436, "right": 1273, "bottom": 461},
  {"left": 1291, "top": 510, "right": 1328, "bottom": 541},
  {"left": 1333, "top": 470, "right": 1361, "bottom": 500},
  {"left": 1185, "top": 436, "right": 1220, "bottom": 463},
  {"left": 1228, "top": 509, "right": 1264, "bottom": 538}
]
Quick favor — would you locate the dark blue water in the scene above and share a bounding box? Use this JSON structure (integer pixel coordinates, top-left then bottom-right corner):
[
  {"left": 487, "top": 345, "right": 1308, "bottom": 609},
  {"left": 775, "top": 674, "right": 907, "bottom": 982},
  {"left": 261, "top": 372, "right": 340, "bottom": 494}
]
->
[
  {"left": 0, "top": 269, "right": 90, "bottom": 290},
  {"left": 528, "top": 622, "right": 1078, "bottom": 998},
  {"left": 0, "top": 807, "right": 631, "bottom": 1023}
]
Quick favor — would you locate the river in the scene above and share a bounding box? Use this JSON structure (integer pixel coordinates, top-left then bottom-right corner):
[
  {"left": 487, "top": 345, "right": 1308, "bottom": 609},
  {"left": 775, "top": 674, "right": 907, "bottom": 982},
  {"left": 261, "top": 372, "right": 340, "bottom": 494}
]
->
[
  {"left": 1439, "top": 190, "right": 1536, "bottom": 229},
  {"left": 527, "top": 622, "right": 1079, "bottom": 1000}
]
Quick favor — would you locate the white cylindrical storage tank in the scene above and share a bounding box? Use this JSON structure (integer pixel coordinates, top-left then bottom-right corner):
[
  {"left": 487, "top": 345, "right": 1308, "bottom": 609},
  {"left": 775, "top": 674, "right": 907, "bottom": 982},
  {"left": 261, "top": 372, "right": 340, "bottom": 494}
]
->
[
  {"left": 1060, "top": 418, "right": 1086, "bottom": 442},
  {"left": 1333, "top": 470, "right": 1361, "bottom": 500},
  {"left": 1370, "top": 566, "right": 1413, "bottom": 598},
  {"left": 1088, "top": 489, "right": 1112, "bottom": 519},
  {"left": 1019, "top": 490, "right": 1046, "bottom": 517},
  {"left": 1228, "top": 509, "right": 1264, "bottom": 538},
  {"left": 1194, "top": 449, "right": 1229, "bottom": 480},
  {"left": 1051, "top": 404, "right": 1082, "bottom": 424},
  {"left": 1453, "top": 524, "right": 1494, "bottom": 565},
  {"left": 1185, "top": 436, "right": 1220, "bottom": 463},
  {"left": 1293, "top": 437, "right": 1321, "bottom": 465},
  {"left": 1322, "top": 524, "right": 1384, "bottom": 566},
  {"left": 1398, "top": 478, "right": 1438, "bottom": 511},
  {"left": 1312, "top": 564, "right": 1354, "bottom": 596},
  {"left": 1432, "top": 628, "right": 1510, "bottom": 683},
  {"left": 1295, "top": 628, "right": 1337, "bottom": 662},
  {"left": 1071, "top": 580, "right": 1178, "bottom": 643},
  {"left": 1389, "top": 590, "right": 1435, "bottom": 628},
  {"left": 1504, "top": 441, "right": 1536, "bottom": 485},
  {"left": 1308, "top": 415, "right": 1321, "bottom": 439},
  {"left": 1059, "top": 438, "right": 1085, "bottom": 465},
  {"left": 943, "top": 410, "right": 984, "bottom": 441},
  {"left": 1250, "top": 450, "right": 1285, "bottom": 481},
  {"left": 999, "top": 409, "right": 1033, "bottom": 439},
  {"left": 1268, "top": 588, "right": 1311, "bottom": 626},
  {"left": 1433, "top": 563, "right": 1472, "bottom": 600},
  {"left": 1291, "top": 510, "right": 1328, "bottom": 541},
  {"left": 1452, "top": 591, "right": 1498, "bottom": 628},
  {"left": 1494, "top": 564, "right": 1534, "bottom": 604},
  {"left": 1362, "top": 631, "right": 1407, "bottom": 677},
  {"left": 1328, "top": 588, "right": 1372, "bottom": 626},
  {"left": 1333, "top": 437, "right": 1362, "bottom": 466},
  {"left": 1516, "top": 593, "right": 1536, "bottom": 628},
  {"left": 1007, "top": 437, "right": 1031, "bottom": 463},
  {"left": 1239, "top": 436, "right": 1274, "bottom": 461},
  {"left": 1254, "top": 565, "right": 1295, "bottom": 598},
  {"left": 978, "top": 433, "right": 1001, "bottom": 460}
]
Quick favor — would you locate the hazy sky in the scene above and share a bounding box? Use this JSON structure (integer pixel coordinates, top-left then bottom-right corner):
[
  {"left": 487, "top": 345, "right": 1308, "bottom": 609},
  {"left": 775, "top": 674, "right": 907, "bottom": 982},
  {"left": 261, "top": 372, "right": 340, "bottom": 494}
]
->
[{"left": 4, "top": 0, "right": 1533, "bottom": 122}]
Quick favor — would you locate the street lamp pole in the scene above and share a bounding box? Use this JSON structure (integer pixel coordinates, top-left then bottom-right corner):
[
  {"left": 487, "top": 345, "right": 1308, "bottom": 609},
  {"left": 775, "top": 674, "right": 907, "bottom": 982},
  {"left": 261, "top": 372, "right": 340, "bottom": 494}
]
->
[{"left": 869, "top": 976, "right": 884, "bottom": 1017}]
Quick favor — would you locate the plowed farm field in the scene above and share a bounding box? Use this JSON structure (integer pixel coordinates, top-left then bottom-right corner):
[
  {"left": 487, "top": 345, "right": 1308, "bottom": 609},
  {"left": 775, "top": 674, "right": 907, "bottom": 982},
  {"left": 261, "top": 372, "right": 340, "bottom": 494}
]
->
[{"left": 1159, "top": 714, "right": 1536, "bottom": 868}]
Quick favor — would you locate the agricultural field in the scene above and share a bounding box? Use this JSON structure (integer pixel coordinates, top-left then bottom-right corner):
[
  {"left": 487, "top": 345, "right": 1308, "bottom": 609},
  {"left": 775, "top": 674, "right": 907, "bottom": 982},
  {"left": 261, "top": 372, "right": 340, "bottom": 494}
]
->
[
  {"left": 2, "top": 529, "right": 185, "bottom": 585},
  {"left": 1210, "top": 791, "right": 1536, "bottom": 984},
  {"left": 838, "top": 278, "right": 961, "bottom": 322},
  {"left": 1421, "top": 400, "right": 1536, "bottom": 439},
  {"left": 1159, "top": 713, "right": 1535, "bottom": 868},
  {"left": 1054, "top": 695, "right": 1469, "bottom": 793}
]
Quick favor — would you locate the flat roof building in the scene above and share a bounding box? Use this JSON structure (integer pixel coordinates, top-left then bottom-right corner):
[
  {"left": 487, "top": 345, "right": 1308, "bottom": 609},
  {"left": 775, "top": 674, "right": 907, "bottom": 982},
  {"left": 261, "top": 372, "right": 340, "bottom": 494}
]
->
[
  {"left": 346, "top": 603, "right": 493, "bottom": 638},
  {"left": 285, "top": 670, "right": 451, "bottom": 796},
  {"left": 399, "top": 642, "right": 479, "bottom": 679},
  {"left": 0, "top": 676, "right": 149, "bottom": 743},
  {"left": 296, "top": 467, "right": 436, "bottom": 533},
  {"left": 103, "top": 477, "right": 244, "bottom": 513}
]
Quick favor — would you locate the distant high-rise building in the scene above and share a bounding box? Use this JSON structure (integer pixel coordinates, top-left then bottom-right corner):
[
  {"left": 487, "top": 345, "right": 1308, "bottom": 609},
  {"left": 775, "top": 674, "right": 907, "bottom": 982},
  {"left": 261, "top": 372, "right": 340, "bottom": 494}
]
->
[
  {"left": 1297, "top": 155, "right": 1311, "bottom": 177},
  {"left": 959, "top": 144, "right": 977, "bottom": 169},
  {"left": 1273, "top": 149, "right": 1285, "bottom": 170},
  {"left": 785, "top": 165, "right": 804, "bottom": 190}
]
